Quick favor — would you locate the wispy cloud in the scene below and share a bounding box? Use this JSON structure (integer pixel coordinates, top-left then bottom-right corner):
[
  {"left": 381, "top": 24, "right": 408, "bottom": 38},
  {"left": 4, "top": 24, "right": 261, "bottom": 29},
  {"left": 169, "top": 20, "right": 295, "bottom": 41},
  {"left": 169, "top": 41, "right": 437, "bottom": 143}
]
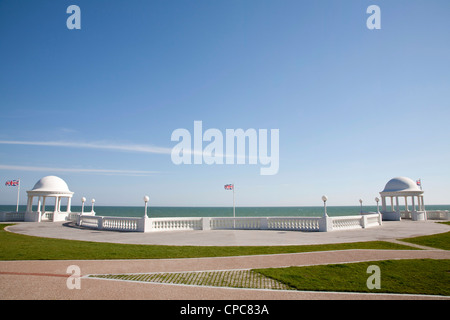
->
[
  {"left": 0, "top": 140, "right": 172, "bottom": 155},
  {"left": 0, "top": 164, "right": 158, "bottom": 176}
]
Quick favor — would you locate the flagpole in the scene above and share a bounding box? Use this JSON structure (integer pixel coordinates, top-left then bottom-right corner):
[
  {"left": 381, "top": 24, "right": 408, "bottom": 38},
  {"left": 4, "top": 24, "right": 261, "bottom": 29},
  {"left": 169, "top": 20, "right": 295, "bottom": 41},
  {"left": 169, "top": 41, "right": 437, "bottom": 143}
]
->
[
  {"left": 16, "top": 179, "right": 20, "bottom": 212},
  {"left": 233, "top": 183, "right": 235, "bottom": 229},
  {"left": 233, "top": 184, "right": 235, "bottom": 219}
]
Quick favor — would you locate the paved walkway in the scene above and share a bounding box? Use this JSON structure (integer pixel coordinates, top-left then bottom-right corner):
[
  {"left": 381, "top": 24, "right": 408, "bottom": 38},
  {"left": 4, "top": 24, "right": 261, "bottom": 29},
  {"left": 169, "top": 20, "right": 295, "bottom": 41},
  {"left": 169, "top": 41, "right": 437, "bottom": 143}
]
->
[
  {"left": 1, "top": 220, "right": 449, "bottom": 300},
  {"left": 1, "top": 250, "right": 449, "bottom": 300},
  {"left": 5, "top": 219, "right": 449, "bottom": 246}
]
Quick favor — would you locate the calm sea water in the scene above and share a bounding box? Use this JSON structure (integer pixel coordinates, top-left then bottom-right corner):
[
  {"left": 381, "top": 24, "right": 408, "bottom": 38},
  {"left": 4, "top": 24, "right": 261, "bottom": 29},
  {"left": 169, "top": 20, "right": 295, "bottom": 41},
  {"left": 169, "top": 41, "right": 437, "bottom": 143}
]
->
[{"left": 1, "top": 204, "right": 449, "bottom": 218}]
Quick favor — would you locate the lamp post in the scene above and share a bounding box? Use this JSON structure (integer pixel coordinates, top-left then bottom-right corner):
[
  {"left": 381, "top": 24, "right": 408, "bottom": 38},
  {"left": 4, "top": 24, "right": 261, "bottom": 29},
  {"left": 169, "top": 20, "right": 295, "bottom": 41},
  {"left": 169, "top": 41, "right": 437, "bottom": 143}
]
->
[
  {"left": 91, "top": 198, "right": 95, "bottom": 214},
  {"left": 143, "top": 195, "right": 149, "bottom": 218},
  {"left": 375, "top": 197, "right": 380, "bottom": 214},
  {"left": 359, "top": 199, "right": 363, "bottom": 214},
  {"left": 322, "top": 195, "right": 328, "bottom": 217},
  {"left": 81, "top": 197, "right": 86, "bottom": 215}
]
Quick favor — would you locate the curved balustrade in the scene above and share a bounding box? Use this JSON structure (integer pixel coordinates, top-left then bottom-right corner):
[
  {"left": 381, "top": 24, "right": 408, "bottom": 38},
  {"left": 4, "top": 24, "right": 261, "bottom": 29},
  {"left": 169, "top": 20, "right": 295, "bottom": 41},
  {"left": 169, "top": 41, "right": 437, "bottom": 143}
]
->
[
  {"left": 102, "top": 217, "right": 139, "bottom": 231},
  {"left": 73, "top": 213, "right": 383, "bottom": 233},
  {"left": 268, "top": 217, "right": 320, "bottom": 231},
  {"left": 150, "top": 217, "right": 203, "bottom": 231},
  {"left": 331, "top": 216, "right": 362, "bottom": 230}
]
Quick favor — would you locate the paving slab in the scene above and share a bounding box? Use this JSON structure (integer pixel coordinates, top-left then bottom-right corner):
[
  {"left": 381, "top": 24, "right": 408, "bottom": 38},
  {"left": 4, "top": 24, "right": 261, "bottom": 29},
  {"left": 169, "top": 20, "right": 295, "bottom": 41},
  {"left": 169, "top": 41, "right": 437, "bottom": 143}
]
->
[{"left": 5, "top": 219, "right": 449, "bottom": 246}]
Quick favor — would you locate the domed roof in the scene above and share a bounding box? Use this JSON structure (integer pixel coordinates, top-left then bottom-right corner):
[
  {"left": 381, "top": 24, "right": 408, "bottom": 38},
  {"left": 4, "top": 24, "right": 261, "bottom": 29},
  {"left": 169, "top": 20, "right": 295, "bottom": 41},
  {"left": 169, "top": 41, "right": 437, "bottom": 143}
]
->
[
  {"left": 31, "top": 176, "right": 72, "bottom": 193},
  {"left": 381, "top": 177, "right": 421, "bottom": 193}
]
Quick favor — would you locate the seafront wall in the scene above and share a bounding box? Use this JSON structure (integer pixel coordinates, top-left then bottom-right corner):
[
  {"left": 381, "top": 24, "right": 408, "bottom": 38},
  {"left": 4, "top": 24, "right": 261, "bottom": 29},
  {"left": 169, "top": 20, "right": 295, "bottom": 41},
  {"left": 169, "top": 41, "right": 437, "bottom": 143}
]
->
[
  {"left": 73, "top": 213, "right": 383, "bottom": 233},
  {"left": 3, "top": 210, "right": 449, "bottom": 233}
]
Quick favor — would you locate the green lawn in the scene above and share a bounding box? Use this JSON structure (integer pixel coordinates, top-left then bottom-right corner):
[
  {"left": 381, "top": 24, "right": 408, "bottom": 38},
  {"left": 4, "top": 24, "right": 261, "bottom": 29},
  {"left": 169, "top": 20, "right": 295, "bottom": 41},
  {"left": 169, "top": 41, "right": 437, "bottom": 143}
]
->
[
  {"left": 399, "top": 222, "right": 450, "bottom": 250},
  {"left": 0, "top": 223, "right": 414, "bottom": 260},
  {"left": 254, "top": 259, "right": 450, "bottom": 296}
]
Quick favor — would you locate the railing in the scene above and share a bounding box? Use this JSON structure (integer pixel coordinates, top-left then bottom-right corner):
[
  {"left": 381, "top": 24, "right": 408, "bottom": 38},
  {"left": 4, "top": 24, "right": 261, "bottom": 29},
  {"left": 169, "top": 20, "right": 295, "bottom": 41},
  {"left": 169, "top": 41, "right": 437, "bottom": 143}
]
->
[
  {"left": 268, "top": 217, "right": 320, "bottom": 231},
  {"left": 102, "top": 217, "right": 140, "bottom": 231},
  {"left": 366, "top": 214, "right": 382, "bottom": 227},
  {"left": 426, "top": 210, "right": 450, "bottom": 220},
  {"left": 42, "top": 212, "right": 54, "bottom": 221},
  {"left": 71, "top": 213, "right": 384, "bottom": 233},
  {"left": 78, "top": 216, "right": 101, "bottom": 228},
  {"left": 78, "top": 215, "right": 141, "bottom": 231},
  {"left": 0, "top": 211, "right": 25, "bottom": 222},
  {"left": 150, "top": 217, "right": 203, "bottom": 231},
  {"left": 211, "top": 217, "right": 263, "bottom": 230},
  {"left": 331, "top": 215, "right": 364, "bottom": 230}
]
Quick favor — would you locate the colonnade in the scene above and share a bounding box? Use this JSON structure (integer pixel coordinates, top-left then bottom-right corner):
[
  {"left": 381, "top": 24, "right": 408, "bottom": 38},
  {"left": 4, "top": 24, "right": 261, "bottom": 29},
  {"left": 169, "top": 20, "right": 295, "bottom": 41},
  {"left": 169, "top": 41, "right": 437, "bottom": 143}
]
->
[
  {"left": 381, "top": 194, "right": 425, "bottom": 213},
  {"left": 26, "top": 194, "right": 72, "bottom": 221}
]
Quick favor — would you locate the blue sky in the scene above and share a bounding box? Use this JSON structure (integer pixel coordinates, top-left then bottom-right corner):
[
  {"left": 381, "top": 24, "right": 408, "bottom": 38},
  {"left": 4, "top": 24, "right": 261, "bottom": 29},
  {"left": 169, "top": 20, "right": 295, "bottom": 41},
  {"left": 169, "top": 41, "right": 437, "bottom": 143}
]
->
[{"left": 1, "top": 0, "right": 449, "bottom": 207}]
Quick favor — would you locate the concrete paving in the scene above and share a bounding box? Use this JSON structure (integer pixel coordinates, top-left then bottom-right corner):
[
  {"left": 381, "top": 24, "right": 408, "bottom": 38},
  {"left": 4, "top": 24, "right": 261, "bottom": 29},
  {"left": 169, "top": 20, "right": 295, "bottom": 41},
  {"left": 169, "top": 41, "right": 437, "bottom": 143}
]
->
[
  {"left": 5, "top": 219, "right": 449, "bottom": 246},
  {"left": 1, "top": 250, "right": 449, "bottom": 300}
]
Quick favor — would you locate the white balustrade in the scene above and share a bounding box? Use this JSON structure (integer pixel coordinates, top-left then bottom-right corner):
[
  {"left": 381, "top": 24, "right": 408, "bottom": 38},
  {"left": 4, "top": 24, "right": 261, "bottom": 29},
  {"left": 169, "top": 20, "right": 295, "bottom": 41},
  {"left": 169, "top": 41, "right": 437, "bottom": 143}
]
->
[
  {"left": 69, "top": 213, "right": 384, "bottom": 233},
  {"left": 150, "top": 217, "right": 203, "bottom": 231},
  {"left": 0, "top": 211, "right": 25, "bottom": 221},
  {"left": 331, "top": 216, "right": 363, "bottom": 230},
  {"left": 425, "top": 210, "right": 450, "bottom": 220},
  {"left": 268, "top": 217, "right": 320, "bottom": 231}
]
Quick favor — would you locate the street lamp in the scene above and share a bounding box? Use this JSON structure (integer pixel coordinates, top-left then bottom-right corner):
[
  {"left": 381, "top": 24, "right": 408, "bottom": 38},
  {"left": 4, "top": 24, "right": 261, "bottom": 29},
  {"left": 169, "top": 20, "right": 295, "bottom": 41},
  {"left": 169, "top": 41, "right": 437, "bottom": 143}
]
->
[
  {"left": 143, "top": 195, "right": 149, "bottom": 218},
  {"left": 375, "top": 197, "right": 380, "bottom": 214},
  {"left": 359, "top": 199, "right": 363, "bottom": 214},
  {"left": 81, "top": 197, "right": 86, "bottom": 215},
  {"left": 91, "top": 198, "right": 95, "bottom": 214},
  {"left": 322, "top": 195, "right": 328, "bottom": 217}
]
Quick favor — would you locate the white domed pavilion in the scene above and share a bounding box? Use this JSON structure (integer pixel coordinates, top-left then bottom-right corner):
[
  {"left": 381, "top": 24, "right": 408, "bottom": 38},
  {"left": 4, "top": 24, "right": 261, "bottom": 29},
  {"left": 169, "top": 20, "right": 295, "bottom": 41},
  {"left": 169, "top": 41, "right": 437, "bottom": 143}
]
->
[
  {"left": 25, "top": 176, "right": 74, "bottom": 222},
  {"left": 379, "top": 177, "right": 426, "bottom": 221}
]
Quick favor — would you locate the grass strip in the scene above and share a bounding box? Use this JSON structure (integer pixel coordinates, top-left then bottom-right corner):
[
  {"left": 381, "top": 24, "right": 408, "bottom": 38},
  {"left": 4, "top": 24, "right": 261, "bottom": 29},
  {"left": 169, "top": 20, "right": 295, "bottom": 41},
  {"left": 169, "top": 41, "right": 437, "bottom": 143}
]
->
[
  {"left": 253, "top": 259, "right": 450, "bottom": 296},
  {"left": 0, "top": 224, "right": 414, "bottom": 261},
  {"left": 399, "top": 223, "right": 450, "bottom": 250}
]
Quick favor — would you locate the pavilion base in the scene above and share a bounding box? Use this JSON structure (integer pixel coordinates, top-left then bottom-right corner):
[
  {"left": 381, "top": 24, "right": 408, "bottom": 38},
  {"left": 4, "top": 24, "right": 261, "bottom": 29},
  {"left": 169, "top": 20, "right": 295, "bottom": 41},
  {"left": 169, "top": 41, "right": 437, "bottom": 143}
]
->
[
  {"left": 25, "top": 212, "right": 39, "bottom": 222},
  {"left": 382, "top": 211, "right": 401, "bottom": 221},
  {"left": 24, "top": 211, "right": 69, "bottom": 222},
  {"left": 411, "top": 211, "right": 426, "bottom": 221}
]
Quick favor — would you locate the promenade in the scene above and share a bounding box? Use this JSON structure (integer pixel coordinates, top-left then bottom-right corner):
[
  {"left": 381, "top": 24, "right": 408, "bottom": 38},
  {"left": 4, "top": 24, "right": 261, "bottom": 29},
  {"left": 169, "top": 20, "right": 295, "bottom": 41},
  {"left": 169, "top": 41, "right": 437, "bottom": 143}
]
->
[
  {"left": 5, "top": 219, "right": 449, "bottom": 246},
  {"left": 1, "top": 220, "right": 449, "bottom": 300}
]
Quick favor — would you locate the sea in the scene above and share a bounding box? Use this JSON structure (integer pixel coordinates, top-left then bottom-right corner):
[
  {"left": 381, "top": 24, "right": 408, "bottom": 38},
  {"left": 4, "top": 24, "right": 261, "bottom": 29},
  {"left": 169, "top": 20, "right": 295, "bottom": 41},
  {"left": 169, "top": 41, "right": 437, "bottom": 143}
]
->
[{"left": 1, "top": 205, "right": 449, "bottom": 218}]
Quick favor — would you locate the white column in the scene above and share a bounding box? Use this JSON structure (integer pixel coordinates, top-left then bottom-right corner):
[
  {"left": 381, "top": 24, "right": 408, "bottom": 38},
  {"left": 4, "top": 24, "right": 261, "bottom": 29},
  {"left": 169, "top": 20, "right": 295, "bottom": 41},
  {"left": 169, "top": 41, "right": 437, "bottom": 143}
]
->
[
  {"left": 381, "top": 196, "right": 386, "bottom": 212},
  {"left": 412, "top": 196, "right": 416, "bottom": 212},
  {"left": 26, "top": 196, "right": 33, "bottom": 213},
  {"left": 54, "top": 197, "right": 59, "bottom": 213},
  {"left": 395, "top": 197, "right": 400, "bottom": 213},
  {"left": 67, "top": 197, "right": 72, "bottom": 213},
  {"left": 391, "top": 196, "right": 394, "bottom": 211},
  {"left": 37, "top": 197, "right": 42, "bottom": 213},
  {"left": 404, "top": 196, "right": 408, "bottom": 212},
  {"left": 42, "top": 196, "right": 47, "bottom": 214}
]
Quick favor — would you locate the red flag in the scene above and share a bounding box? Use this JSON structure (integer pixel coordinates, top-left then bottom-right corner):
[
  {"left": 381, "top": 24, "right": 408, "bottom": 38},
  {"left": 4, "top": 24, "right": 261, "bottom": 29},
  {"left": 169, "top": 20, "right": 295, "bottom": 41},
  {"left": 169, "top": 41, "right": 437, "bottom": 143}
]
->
[{"left": 224, "top": 184, "right": 234, "bottom": 190}]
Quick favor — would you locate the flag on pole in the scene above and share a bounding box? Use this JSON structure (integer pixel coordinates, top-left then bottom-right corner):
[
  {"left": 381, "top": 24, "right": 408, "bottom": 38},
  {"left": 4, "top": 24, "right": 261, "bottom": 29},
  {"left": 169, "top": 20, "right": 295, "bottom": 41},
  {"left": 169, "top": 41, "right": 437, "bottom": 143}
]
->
[
  {"left": 416, "top": 179, "right": 422, "bottom": 190},
  {"left": 224, "top": 184, "right": 234, "bottom": 190},
  {"left": 5, "top": 179, "right": 21, "bottom": 212},
  {"left": 5, "top": 180, "right": 20, "bottom": 187},
  {"left": 224, "top": 183, "right": 236, "bottom": 222}
]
